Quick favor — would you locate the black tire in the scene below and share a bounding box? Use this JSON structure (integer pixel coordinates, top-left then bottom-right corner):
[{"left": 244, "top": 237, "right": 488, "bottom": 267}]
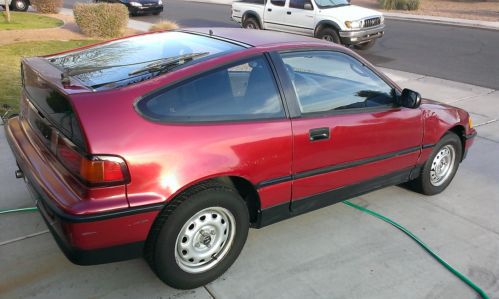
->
[
  {"left": 316, "top": 27, "right": 341, "bottom": 44},
  {"left": 242, "top": 17, "right": 260, "bottom": 30},
  {"left": 408, "top": 132, "right": 462, "bottom": 195},
  {"left": 354, "top": 39, "right": 376, "bottom": 50},
  {"left": 10, "top": 0, "right": 29, "bottom": 11},
  {"left": 145, "top": 181, "right": 249, "bottom": 289},
  {"left": 152, "top": 11, "right": 161, "bottom": 15}
]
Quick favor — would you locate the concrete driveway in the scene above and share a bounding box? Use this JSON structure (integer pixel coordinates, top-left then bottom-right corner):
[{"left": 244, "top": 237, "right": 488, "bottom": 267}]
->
[{"left": 1, "top": 68, "right": 498, "bottom": 298}]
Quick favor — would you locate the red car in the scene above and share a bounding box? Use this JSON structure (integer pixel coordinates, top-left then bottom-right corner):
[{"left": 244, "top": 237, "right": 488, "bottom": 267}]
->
[{"left": 5, "top": 28, "right": 476, "bottom": 289}]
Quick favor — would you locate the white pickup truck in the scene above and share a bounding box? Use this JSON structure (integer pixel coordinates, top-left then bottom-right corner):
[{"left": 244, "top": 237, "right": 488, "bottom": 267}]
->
[{"left": 232, "top": 0, "right": 384, "bottom": 50}]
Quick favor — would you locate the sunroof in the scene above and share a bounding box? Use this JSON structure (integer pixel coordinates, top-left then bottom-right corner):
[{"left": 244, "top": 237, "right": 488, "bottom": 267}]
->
[{"left": 48, "top": 31, "right": 245, "bottom": 90}]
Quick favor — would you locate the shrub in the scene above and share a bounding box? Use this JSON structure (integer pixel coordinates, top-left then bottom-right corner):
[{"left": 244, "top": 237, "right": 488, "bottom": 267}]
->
[
  {"left": 149, "top": 20, "right": 179, "bottom": 32},
  {"left": 73, "top": 3, "right": 129, "bottom": 38},
  {"left": 31, "top": 0, "right": 63, "bottom": 14},
  {"left": 379, "top": 0, "right": 420, "bottom": 10}
]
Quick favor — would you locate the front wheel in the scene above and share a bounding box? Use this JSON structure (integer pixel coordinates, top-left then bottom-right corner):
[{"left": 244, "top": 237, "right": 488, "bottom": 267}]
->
[
  {"left": 354, "top": 39, "right": 376, "bottom": 50},
  {"left": 10, "top": 0, "right": 29, "bottom": 11},
  {"left": 145, "top": 181, "right": 249, "bottom": 289},
  {"left": 316, "top": 27, "right": 341, "bottom": 44},
  {"left": 408, "top": 132, "right": 462, "bottom": 195}
]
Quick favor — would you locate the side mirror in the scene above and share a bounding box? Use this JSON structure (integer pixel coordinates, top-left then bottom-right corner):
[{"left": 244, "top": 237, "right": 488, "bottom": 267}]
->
[
  {"left": 304, "top": 3, "right": 313, "bottom": 10},
  {"left": 399, "top": 88, "right": 421, "bottom": 108}
]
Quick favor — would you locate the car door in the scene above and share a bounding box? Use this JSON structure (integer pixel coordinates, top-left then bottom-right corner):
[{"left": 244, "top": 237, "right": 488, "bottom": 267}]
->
[
  {"left": 273, "top": 50, "right": 423, "bottom": 209},
  {"left": 282, "top": 0, "right": 315, "bottom": 36},
  {"left": 264, "top": 0, "right": 289, "bottom": 31}
]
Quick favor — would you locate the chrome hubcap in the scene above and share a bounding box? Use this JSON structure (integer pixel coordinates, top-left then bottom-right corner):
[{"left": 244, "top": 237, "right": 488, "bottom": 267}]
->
[
  {"left": 16, "top": 0, "right": 26, "bottom": 9},
  {"left": 175, "top": 207, "right": 236, "bottom": 274},
  {"left": 430, "top": 145, "right": 456, "bottom": 186},
  {"left": 246, "top": 23, "right": 256, "bottom": 29}
]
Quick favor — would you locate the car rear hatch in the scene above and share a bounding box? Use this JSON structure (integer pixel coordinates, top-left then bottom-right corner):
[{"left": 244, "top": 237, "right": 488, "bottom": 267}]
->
[{"left": 8, "top": 57, "right": 130, "bottom": 215}]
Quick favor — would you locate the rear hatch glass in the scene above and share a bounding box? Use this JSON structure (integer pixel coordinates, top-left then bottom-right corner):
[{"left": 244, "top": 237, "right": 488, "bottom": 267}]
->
[
  {"left": 23, "top": 64, "right": 86, "bottom": 150},
  {"left": 47, "top": 31, "right": 245, "bottom": 90}
]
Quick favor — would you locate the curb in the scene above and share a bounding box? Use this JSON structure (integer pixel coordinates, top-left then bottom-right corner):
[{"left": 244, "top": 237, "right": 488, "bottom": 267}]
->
[{"left": 383, "top": 12, "right": 499, "bottom": 31}]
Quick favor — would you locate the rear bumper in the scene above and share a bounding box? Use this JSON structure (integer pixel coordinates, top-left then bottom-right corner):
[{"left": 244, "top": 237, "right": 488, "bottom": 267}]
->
[
  {"left": 4, "top": 116, "right": 162, "bottom": 265},
  {"left": 339, "top": 25, "right": 384, "bottom": 45}
]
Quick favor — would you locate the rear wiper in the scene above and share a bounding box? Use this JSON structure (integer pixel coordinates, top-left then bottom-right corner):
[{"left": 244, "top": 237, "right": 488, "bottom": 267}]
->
[{"left": 128, "top": 52, "right": 209, "bottom": 76}]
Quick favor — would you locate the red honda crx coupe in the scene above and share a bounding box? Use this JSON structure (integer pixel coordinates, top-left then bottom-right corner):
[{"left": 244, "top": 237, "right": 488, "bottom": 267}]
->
[{"left": 5, "top": 28, "right": 476, "bottom": 289}]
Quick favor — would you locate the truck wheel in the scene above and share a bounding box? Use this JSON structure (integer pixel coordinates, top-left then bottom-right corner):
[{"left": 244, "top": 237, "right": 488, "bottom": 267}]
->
[
  {"left": 10, "top": 0, "right": 29, "bottom": 11},
  {"left": 317, "top": 27, "right": 340, "bottom": 44},
  {"left": 354, "top": 40, "right": 376, "bottom": 50},
  {"left": 407, "top": 132, "right": 462, "bottom": 195},
  {"left": 145, "top": 181, "right": 250, "bottom": 289},
  {"left": 242, "top": 17, "right": 260, "bottom": 29}
]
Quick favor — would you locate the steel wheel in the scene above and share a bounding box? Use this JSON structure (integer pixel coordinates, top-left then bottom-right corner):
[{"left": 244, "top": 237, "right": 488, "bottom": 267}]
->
[
  {"left": 430, "top": 145, "right": 456, "bottom": 186},
  {"left": 174, "top": 206, "right": 236, "bottom": 274}
]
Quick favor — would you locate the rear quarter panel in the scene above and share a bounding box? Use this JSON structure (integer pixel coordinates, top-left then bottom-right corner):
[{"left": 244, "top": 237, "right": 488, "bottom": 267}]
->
[{"left": 70, "top": 48, "right": 293, "bottom": 209}]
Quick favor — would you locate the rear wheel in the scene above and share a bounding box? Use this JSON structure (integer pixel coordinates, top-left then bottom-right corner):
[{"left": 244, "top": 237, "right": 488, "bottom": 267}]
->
[
  {"left": 145, "top": 181, "right": 249, "bottom": 289},
  {"left": 316, "top": 27, "right": 341, "bottom": 44},
  {"left": 408, "top": 132, "right": 462, "bottom": 195},
  {"left": 242, "top": 17, "right": 260, "bottom": 29}
]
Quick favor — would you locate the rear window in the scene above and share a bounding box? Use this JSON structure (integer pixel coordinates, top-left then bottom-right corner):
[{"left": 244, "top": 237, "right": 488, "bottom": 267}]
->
[
  {"left": 136, "top": 56, "right": 285, "bottom": 122},
  {"left": 47, "top": 32, "right": 245, "bottom": 90}
]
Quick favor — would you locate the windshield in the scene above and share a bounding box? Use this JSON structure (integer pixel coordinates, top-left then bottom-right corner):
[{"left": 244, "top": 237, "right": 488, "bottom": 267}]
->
[
  {"left": 314, "top": 0, "right": 349, "bottom": 8},
  {"left": 48, "top": 32, "right": 244, "bottom": 90}
]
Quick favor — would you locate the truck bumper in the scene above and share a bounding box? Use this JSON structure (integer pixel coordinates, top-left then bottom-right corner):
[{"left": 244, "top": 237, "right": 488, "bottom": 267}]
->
[{"left": 339, "top": 25, "right": 385, "bottom": 45}]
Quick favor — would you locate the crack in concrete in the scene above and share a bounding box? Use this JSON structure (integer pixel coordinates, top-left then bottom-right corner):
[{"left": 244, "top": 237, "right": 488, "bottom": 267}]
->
[
  {"left": 0, "top": 230, "right": 49, "bottom": 247},
  {"left": 204, "top": 285, "right": 216, "bottom": 299},
  {"left": 475, "top": 118, "right": 499, "bottom": 127}
]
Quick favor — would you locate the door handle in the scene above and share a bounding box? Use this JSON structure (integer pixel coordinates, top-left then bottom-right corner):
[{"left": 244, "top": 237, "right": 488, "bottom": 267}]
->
[
  {"left": 309, "top": 127, "right": 330, "bottom": 141},
  {"left": 267, "top": 8, "right": 272, "bottom": 11},
  {"left": 287, "top": 11, "right": 291, "bottom": 14}
]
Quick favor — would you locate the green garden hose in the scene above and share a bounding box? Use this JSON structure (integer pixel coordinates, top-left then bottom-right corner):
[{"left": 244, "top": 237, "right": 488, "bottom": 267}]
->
[
  {"left": 0, "top": 207, "right": 38, "bottom": 215},
  {"left": 343, "top": 200, "right": 490, "bottom": 299}
]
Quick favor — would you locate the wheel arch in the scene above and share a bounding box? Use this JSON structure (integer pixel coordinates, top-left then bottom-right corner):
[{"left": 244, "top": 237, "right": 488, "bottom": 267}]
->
[
  {"left": 447, "top": 125, "right": 466, "bottom": 161},
  {"left": 242, "top": 11, "right": 263, "bottom": 28},
  {"left": 314, "top": 20, "right": 341, "bottom": 37}
]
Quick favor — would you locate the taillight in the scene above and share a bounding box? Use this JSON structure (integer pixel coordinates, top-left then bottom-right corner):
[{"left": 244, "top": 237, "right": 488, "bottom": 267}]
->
[{"left": 56, "top": 136, "right": 129, "bottom": 186}]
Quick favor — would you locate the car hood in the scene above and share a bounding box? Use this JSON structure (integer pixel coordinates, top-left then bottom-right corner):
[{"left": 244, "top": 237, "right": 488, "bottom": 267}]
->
[{"left": 317, "top": 5, "right": 382, "bottom": 23}]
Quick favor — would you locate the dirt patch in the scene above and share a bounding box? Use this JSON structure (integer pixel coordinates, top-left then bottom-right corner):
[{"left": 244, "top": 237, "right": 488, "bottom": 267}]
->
[
  {"left": 353, "top": 0, "right": 499, "bottom": 22},
  {"left": 0, "top": 12, "right": 139, "bottom": 45}
]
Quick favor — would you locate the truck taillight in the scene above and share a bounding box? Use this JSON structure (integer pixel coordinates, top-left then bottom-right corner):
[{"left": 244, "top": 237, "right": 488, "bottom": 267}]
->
[{"left": 56, "top": 137, "right": 129, "bottom": 186}]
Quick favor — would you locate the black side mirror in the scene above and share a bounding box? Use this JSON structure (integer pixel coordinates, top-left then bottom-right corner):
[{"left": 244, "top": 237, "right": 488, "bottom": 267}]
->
[{"left": 399, "top": 88, "right": 421, "bottom": 108}]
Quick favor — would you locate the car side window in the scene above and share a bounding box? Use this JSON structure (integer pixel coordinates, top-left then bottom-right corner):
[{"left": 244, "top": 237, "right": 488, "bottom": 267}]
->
[
  {"left": 289, "top": 0, "right": 312, "bottom": 9},
  {"left": 137, "top": 56, "right": 285, "bottom": 122},
  {"left": 271, "top": 0, "right": 285, "bottom": 6},
  {"left": 280, "top": 51, "right": 397, "bottom": 115}
]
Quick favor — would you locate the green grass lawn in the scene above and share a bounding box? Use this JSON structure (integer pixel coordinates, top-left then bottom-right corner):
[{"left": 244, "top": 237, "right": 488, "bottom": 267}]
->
[
  {"left": 1, "top": 12, "right": 63, "bottom": 30},
  {"left": 0, "top": 40, "right": 97, "bottom": 114}
]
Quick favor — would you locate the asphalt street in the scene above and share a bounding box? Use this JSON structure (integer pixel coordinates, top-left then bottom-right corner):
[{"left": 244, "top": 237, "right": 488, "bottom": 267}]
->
[{"left": 64, "top": 0, "right": 499, "bottom": 89}]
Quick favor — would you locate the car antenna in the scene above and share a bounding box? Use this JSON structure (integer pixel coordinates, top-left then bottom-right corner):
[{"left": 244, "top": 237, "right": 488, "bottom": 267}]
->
[{"left": 209, "top": 29, "right": 213, "bottom": 36}]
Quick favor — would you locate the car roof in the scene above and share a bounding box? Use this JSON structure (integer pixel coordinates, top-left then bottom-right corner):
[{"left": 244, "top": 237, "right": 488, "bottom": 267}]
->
[{"left": 182, "top": 27, "right": 337, "bottom": 49}]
